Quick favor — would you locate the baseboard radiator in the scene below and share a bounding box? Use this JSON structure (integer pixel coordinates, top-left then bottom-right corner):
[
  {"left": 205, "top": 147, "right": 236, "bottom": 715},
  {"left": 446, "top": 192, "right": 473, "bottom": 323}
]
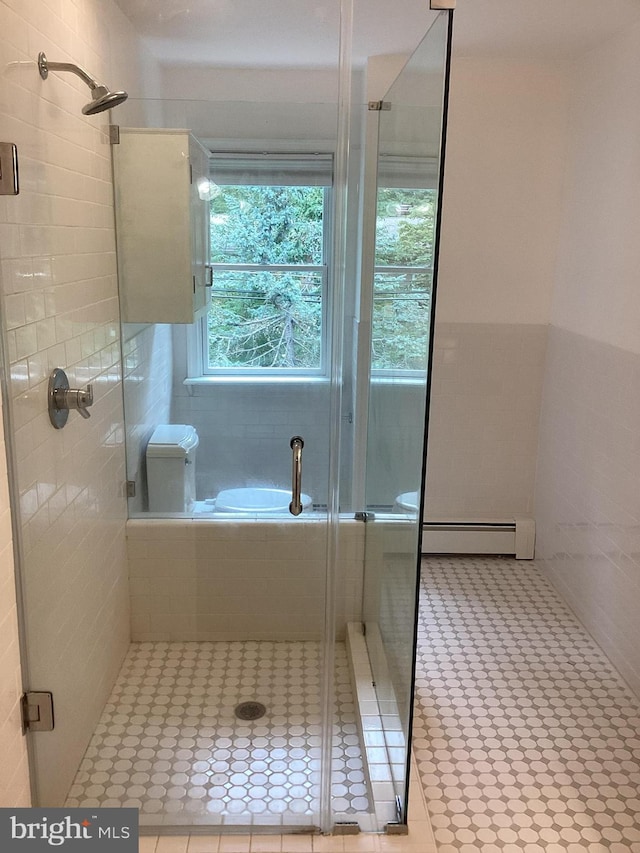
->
[{"left": 421, "top": 517, "right": 535, "bottom": 559}]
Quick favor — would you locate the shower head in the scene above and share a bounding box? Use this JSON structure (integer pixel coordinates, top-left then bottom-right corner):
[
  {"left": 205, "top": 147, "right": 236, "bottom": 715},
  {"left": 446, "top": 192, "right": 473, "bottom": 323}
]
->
[
  {"left": 81, "top": 87, "right": 129, "bottom": 116},
  {"left": 37, "top": 52, "right": 128, "bottom": 116}
]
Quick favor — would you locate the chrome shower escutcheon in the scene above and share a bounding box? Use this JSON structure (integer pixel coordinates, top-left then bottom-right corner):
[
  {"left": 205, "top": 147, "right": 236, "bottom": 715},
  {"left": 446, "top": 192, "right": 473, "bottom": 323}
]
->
[{"left": 48, "top": 368, "right": 93, "bottom": 429}]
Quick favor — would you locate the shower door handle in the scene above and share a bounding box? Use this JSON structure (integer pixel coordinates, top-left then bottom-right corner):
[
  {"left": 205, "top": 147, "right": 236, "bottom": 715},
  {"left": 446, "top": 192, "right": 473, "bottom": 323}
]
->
[{"left": 289, "top": 436, "right": 304, "bottom": 516}]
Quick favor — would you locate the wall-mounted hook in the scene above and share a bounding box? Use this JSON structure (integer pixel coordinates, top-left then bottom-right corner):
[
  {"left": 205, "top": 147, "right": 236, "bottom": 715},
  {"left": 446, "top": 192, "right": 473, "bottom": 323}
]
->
[{"left": 48, "top": 368, "right": 93, "bottom": 429}]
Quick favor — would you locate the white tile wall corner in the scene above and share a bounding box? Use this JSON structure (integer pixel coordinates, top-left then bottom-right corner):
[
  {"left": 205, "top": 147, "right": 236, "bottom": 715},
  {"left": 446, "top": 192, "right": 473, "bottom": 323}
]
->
[
  {"left": 361, "top": 518, "right": 417, "bottom": 733},
  {"left": 535, "top": 326, "right": 640, "bottom": 699},
  {"left": 346, "top": 623, "right": 405, "bottom": 831},
  {"left": 0, "top": 0, "right": 159, "bottom": 806},
  {"left": 425, "top": 322, "right": 548, "bottom": 519},
  {"left": 127, "top": 518, "right": 364, "bottom": 641},
  {"left": 0, "top": 396, "right": 30, "bottom": 808},
  {"left": 121, "top": 324, "right": 173, "bottom": 513}
]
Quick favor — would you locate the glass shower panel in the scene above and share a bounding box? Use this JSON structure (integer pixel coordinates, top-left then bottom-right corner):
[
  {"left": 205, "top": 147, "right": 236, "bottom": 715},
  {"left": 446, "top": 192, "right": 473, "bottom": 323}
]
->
[
  {"left": 361, "top": 11, "right": 453, "bottom": 826},
  {"left": 107, "top": 95, "right": 361, "bottom": 832},
  {"left": 114, "top": 98, "right": 339, "bottom": 521}
]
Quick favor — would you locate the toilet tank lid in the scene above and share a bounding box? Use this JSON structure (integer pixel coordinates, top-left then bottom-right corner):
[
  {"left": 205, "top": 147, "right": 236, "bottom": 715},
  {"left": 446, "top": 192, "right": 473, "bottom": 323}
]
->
[{"left": 147, "top": 424, "right": 199, "bottom": 457}]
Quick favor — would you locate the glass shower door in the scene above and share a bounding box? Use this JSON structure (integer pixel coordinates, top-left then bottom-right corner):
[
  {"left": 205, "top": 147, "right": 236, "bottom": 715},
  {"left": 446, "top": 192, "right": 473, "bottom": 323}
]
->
[
  {"left": 360, "top": 10, "right": 453, "bottom": 826},
  {"left": 110, "top": 98, "right": 345, "bottom": 833}
]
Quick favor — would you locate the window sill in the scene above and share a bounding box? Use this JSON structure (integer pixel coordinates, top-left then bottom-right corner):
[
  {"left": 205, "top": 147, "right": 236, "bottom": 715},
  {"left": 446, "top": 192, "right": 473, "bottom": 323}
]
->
[
  {"left": 184, "top": 375, "right": 330, "bottom": 387},
  {"left": 370, "top": 374, "right": 426, "bottom": 385}
]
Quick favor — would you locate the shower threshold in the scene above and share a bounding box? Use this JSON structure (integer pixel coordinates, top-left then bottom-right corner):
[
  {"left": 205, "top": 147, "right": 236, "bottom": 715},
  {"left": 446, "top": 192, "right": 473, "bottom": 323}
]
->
[{"left": 65, "top": 640, "right": 374, "bottom": 830}]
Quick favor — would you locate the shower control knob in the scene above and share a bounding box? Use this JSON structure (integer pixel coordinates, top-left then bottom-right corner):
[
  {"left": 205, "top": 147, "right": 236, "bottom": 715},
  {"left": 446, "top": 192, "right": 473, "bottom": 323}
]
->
[
  {"left": 64, "top": 386, "right": 93, "bottom": 418},
  {"left": 48, "top": 368, "right": 94, "bottom": 429}
]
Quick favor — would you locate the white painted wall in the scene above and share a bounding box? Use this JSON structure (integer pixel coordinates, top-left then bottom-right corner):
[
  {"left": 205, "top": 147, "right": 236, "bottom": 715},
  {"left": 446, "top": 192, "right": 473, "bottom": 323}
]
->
[
  {"left": 358, "top": 50, "right": 571, "bottom": 520},
  {"left": 437, "top": 57, "right": 571, "bottom": 325},
  {"left": 535, "top": 19, "right": 640, "bottom": 696},
  {"left": 160, "top": 65, "right": 340, "bottom": 105},
  {"left": 416, "top": 56, "right": 572, "bottom": 519},
  {"left": 549, "top": 24, "right": 640, "bottom": 355}
]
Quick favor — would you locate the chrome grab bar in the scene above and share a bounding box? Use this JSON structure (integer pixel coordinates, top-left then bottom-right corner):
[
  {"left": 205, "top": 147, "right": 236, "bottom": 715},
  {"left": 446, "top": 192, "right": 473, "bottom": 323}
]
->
[{"left": 289, "top": 436, "right": 304, "bottom": 516}]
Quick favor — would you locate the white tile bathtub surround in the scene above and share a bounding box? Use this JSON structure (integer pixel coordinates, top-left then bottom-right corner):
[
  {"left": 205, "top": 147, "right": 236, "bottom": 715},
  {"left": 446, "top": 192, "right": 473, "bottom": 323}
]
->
[
  {"left": 127, "top": 519, "right": 365, "bottom": 642},
  {"left": 425, "top": 322, "right": 548, "bottom": 520},
  {"left": 0, "top": 0, "right": 159, "bottom": 806},
  {"left": 535, "top": 326, "right": 640, "bottom": 698},
  {"left": 0, "top": 397, "right": 30, "bottom": 808},
  {"left": 121, "top": 324, "right": 173, "bottom": 513}
]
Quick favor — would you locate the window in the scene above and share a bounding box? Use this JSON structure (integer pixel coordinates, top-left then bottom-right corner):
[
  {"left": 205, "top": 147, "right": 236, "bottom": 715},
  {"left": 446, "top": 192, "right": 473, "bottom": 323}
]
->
[
  {"left": 201, "top": 154, "right": 332, "bottom": 376},
  {"left": 372, "top": 157, "right": 438, "bottom": 374}
]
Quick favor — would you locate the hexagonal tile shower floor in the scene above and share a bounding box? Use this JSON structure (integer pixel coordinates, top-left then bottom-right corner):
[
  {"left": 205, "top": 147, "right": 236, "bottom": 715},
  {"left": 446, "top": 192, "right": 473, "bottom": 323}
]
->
[
  {"left": 65, "top": 641, "right": 372, "bottom": 827},
  {"left": 413, "top": 557, "right": 640, "bottom": 851}
]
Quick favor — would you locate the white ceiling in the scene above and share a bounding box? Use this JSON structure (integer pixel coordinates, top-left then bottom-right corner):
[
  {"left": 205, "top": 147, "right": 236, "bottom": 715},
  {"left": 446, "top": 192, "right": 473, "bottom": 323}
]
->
[
  {"left": 114, "top": 0, "right": 640, "bottom": 68},
  {"left": 115, "top": 0, "right": 438, "bottom": 67},
  {"left": 452, "top": 0, "right": 640, "bottom": 61}
]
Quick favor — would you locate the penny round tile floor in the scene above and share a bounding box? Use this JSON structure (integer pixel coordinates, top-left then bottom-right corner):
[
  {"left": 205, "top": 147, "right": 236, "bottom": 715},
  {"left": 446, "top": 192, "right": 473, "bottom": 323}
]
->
[
  {"left": 413, "top": 557, "right": 640, "bottom": 851},
  {"left": 66, "top": 641, "right": 372, "bottom": 827}
]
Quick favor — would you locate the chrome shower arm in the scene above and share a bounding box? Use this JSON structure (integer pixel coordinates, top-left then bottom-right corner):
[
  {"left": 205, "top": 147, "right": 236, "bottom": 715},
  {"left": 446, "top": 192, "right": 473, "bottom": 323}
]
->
[
  {"left": 38, "top": 53, "right": 102, "bottom": 90},
  {"left": 36, "top": 52, "right": 127, "bottom": 115}
]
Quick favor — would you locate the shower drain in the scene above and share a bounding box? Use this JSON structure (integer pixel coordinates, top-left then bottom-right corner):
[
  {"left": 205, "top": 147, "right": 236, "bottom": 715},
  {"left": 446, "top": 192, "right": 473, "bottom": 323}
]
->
[{"left": 234, "top": 701, "right": 267, "bottom": 721}]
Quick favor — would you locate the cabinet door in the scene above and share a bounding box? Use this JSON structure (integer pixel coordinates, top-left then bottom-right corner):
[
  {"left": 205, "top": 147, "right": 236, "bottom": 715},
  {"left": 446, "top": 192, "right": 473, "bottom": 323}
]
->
[
  {"left": 114, "top": 129, "right": 210, "bottom": 324},
  {"left": 189, "top": 136, "right": 211, "bottom": 318}
]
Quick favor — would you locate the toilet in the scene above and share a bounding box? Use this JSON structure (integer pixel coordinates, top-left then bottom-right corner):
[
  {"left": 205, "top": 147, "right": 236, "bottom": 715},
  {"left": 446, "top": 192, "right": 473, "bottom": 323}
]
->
[
  {"left": 146, "top": 424, "right": 312, "bottom": 514},
  {"left": 146, "top": 424, "right": 199, "bottom": 512},
  {"left": 212, "top": 487, "right": 312, "bottom": 514},
  {"left": 393, "top": 491, "right": 420, "bottom": 513}
]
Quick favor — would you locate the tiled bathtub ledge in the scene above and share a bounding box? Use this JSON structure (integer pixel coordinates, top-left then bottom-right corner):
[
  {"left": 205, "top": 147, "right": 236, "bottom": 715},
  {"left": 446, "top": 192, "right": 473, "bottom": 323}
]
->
[{"left": 126, "top": 518, "right": 364, "bottom": 642}]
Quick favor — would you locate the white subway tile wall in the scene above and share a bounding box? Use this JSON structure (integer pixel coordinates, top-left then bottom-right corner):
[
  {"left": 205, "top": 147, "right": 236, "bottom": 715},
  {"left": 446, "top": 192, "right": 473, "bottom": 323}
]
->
[
  {"left": 426, "top": 322, "right": 548, "bottom": 519},
  {"left": 0, "top": 0, "right": 157, "bottom": 806},
  {"left": 121, "top": 324, "right": 173, "bottom": 513},
  {"left": 0, "top": 396, "right": 30, "bottom": 807},
  {"left": 535, "top": 326, "right": 640, "bottom": 698},
  {"left": 127, "top": 519, "right": 364, "bottom": 641}
]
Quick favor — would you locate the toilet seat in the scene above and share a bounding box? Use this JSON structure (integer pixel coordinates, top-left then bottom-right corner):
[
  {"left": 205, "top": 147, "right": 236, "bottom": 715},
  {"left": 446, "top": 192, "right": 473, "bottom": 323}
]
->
[
  {"left": 215, "top": 487, "right": 312, "bottom": 514},
  {"left": 394, "top": 491, "right": 419, "bottom": 512}
]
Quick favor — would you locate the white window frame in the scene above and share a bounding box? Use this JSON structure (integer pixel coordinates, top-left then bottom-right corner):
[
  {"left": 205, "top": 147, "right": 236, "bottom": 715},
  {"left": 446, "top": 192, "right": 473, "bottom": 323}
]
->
[
  {"left": 370, "top": 161, "right": 438, "bottom": 378},
  {"left": 370, "top": 263, "right": 433, "bottom": 380},
  {"left": 188, "top": 156, "right": 333, "bottom": 380}
]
